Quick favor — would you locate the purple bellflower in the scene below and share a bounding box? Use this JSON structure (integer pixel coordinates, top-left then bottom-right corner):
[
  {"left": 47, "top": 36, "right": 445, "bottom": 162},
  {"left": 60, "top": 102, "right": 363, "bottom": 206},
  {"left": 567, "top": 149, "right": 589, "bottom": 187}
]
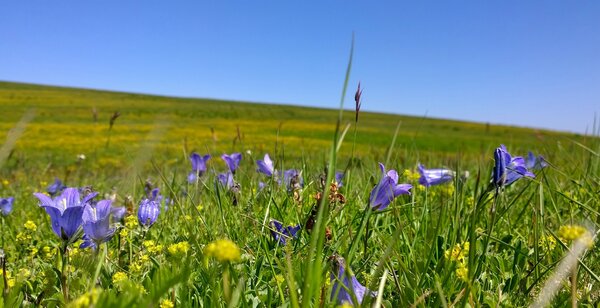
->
[
  {"left": 526, "top": 151, "right": 548, "bottom": 170},
  {"left": 256, "top": 153, "right": 275, "bottom": 177},
  {"left": 0, "top": 197, "right": 14, "bottom": 216},
  {"left": 188, "top": 152, "right": 211, "bottom": 183},
  {"left": 47, "top": 178, "right": 66, "bottom": 196},
  {"left": 34, "top": 188, "right": 97, "bottom": 241},
  {"left": 330, "top": 255, "right": 376, "bottom": 305},
  {"left": 137, "top": 188, "right": 161, "bottom": 227},
  {"left": 218, "top": 172, "right": 235, "bottom": 190},
  {"left": 221, "top": 153, "right": 242, "bottom": 174},
  {"left": 80, "top": 200, "right": 116, "bottom": 249},
  {"left": 492, "top": 145, "right": 535, "bottom": 188},
  {"left": 369, "top": 163, "right": 412, "bottom": 211},
  {"left": 110, "top": 206, "right": 127, "bottom": 222},
  {"left": 283, "top": 169, "right": 303, "bottom": 192},
  {"left": 269, "top": 219, "right": 300, "bottom": 246},
  {"left": 417, "top": 164, "right": 455, "bottom": 187},
  {"left": 335, "top": 171, "right": 344, "bottom": 188}
]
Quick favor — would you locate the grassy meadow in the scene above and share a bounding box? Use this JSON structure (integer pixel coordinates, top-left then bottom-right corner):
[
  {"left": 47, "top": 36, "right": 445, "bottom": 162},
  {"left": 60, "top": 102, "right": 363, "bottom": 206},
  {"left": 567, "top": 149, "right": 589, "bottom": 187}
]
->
[{"left": 0, "top": 80, "right": 599, "bottom": 307}]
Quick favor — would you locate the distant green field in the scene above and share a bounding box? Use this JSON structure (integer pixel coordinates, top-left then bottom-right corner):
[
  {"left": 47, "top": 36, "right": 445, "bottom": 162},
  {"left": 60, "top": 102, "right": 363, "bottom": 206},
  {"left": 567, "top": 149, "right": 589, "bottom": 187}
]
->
[{"left": 0, "top": 81, "right": 587, "bottom": 173}]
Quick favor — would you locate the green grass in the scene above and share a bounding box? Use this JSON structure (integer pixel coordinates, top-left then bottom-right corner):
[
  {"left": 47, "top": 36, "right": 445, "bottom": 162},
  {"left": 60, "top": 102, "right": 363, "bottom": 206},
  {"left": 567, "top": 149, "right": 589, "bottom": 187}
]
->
[{"left": 0, "top": 81, "right": 599, "bottom": 307}]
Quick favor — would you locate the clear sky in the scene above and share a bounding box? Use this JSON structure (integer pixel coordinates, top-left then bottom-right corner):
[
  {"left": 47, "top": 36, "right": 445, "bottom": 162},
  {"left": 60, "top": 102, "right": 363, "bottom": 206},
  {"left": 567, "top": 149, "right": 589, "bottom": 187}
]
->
[{"left": 1, "top": 1, "right": 599, "bottom": 133}]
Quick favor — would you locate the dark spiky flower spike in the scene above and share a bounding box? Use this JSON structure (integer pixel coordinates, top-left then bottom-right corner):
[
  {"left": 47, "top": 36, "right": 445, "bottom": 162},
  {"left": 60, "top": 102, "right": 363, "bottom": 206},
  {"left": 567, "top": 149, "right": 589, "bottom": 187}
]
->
[{"left": 354, "top": 82, "right": 363, "bottom": 123}]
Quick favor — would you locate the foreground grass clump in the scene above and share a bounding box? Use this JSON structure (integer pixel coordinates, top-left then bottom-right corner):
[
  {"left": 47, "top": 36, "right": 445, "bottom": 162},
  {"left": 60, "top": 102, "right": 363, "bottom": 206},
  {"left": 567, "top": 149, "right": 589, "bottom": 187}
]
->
[{"left": 0, "top": 82, "right": 599, "bottom": 307}]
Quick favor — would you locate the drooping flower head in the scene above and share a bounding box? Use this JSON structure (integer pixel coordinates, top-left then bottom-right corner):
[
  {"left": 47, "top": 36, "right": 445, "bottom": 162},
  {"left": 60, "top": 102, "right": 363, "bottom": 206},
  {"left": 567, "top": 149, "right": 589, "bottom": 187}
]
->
[
  {"left": 137, "top": 188, "right": 161, "bottom": 227},
  {"left": 217, "top": 172, "right": 235, "bottom": 190},
  {"left": 354, "top": 82, "right": 363, "bottom": 123},
  {"left": 417, "top": 164, "right": 455, "bottom": 187},
  {"left": 329, "top": 255, "right": 376, "bottom": 305},
  {"left": 188, "top": 152, "right": 211, "bottom": 183},
  {"left": 283, "top": 169, "right": 303, "bottom": 192},
  {"left": 369, "top": 163, "right": 412, "bottom": 210},
  {"left": 47, "top": 178, "right": 66, "bottom": 196},
  {"left": 492, "top": 145, "right": 535, "bottom": 188},
  {"left": 269, "top": 219, "right": 300, "bottom": 246},
  {"left": 0, "top": 197, "right": 14, "bottom": 216},
  {"left": 34, "top": 188, "right": 97, "bottom": 241},
  {"left": 80, "top": 200, "right": 116, "bottom": 249},
  {"left": 256, "top": 153, "right": 275, "bottom": 177},
  {"left": 221, "top": 153, "right": 242, "bottom": 174},
  {"left": 525, "top": 151, "right": 548, "bottom": 170}
]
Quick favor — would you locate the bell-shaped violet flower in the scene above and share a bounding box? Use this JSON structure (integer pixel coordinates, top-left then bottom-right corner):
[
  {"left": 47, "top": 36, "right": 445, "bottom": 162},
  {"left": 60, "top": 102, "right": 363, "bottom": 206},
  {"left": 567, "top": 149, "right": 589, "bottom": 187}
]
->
[
  {"left": 283, "top": 169, "right": 303, "bottom": 192},
  {"left": 110, "top": 206, "right": 127, "bottom": 222},
  {"left": 188, "top": 152, "right": 211, "bottom": 183},
  {"left": 80, "top": 200, "right": 116, "bottom": 249},
  {"left": 525, "top": 151, "right": 548, "bottom": 170},
  {"left": 137, "top": 188, "right": 161, "bottom": 227},
  {"left": 330, "top": 255, "right": 376, "bottom": 305},
  {"left": 222, "top": 153, "right": 242, "bottom": 173},
  {"left": 218, "top": 172, "right": 235, "bottom": 190},
  {"left": 34, "top": 188, "right": 97, "bottom": 241},
  {"left": 47, "top": 178, "right": 66, "bottom": 196},
  {"left": 0, "top": 197, "right": 14, "bottom": 216},
  {"left": 417, "top": 164, "right": 455, "bottom": 187},
  {"left": 335, "top": 171, "right": 344, "bottom": 188},
  {"left": 256, "top": 153, "right": 275, "bottom": 177},
  {"left": 269, "top": 219, "right": 300, "bottom": 245},
  {"left": 369, "top": 163, "right": 412, "bottom": 211},
  {"left": 492, "top": 145, "right": 535, "bottom": 188}
]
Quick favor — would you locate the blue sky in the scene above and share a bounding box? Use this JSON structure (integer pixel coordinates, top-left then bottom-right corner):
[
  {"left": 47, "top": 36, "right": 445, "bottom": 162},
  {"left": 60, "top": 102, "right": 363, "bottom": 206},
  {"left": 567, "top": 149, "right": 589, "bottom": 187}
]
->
[{"left": 1, "top": 1, "right": 599, "bottom": 133}]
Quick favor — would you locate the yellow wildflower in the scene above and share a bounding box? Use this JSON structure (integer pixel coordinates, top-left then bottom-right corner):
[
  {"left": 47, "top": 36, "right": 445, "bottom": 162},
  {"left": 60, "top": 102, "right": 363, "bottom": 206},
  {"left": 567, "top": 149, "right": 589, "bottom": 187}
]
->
[
  {"left": 456, "top": 264, "right": 469, "bottom": 282},
  {"left": 17, "top": 268, "right": 31, "bottom": 280},
  {"left": 204, "top": 239, "right": 241, "bottom": 263},
  {"left": 6, "top": 271, "right": 15, "bottom": 288},
  {"left": 539, "top": 235, "right": 557, "bottom": 252},
  {"left": 274, "top": 274, "right": 285, "bottom": 284},
  {"left": 466, "top": 196, "right": 474, "bottom": 207},
  {"left": 24, "top": 220, "right": 37, "bottom": 231},
  {"left": 68, "top": 288, "right": 101, "bottom": 308},
  {"left": 445, "top": 242, "right": 470, "bottom": 263},
  {"left": 29, "top": 246, "right": 38, "bottom": 258},
  {"left": 140, "top": 254, "right": 150, "bottom": 263},
  {"left": 159, "top": 299, "right": 175, "bottom": 308},
  {"left": 112, "top": 271, "right": 128, "bottom": 285},
  {"left": 120, "top": 228, "right": 129, "bottom": 238},
  {"left": 125, "top": 215, "right": 138, "bottom": 229},
  {"left": 558, "top": 225, "right": 593, "bottom": 247},
  {"left": 16, "top": 232, "right": 31, "bottom": 242},
  {"left": 2, "top": 179, "right": 9, "bottom": 186},
  {"left": 130, "top": 261, "right": 143, "bottom": 274},
  {"left": 184, "top": 215, "right": 192, "bottom": 221},
  {"left": 168, "top": 241, "right": 190, "bottom": 256},
  {"left": 338, "top": 303, "right": 353, "bottom": 308},
  {"left": 403, "top": 169, "right": 421, "bottom": 182},
  {"left": 196, "top": 204, "right": 203, "bottom": 211}
]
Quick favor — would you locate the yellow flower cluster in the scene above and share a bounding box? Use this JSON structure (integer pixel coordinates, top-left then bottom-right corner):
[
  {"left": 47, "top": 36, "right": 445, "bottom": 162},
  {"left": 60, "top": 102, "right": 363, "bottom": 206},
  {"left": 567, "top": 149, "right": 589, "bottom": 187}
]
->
[
  {"left": 125, "top": 215, "right": 138, "bottom": 229},
  {"left": 5, "top": 271, "right": 15, "bottom": 288},
  {"left": 16, "top": 232, "right": 32, "bottom": 242},
  {"left": 42, "top": 246, "right": 56, "bottom": 260},
  {"left": 403, "top": 169, "right": 421, "bottom": 182},
  {"left": 538, "top": 235, "right": 557, "bottom": 252},
  {"left": 455, "top": 264, "right": 469, "bottom": 282},
  {"left": 112, "top": 271, "right": 128, "bottom": 285},
  {"left": 440, "top": 185, "right": 455, "bottom": 197},
  {"left": 204, "top": 239, "right": 241, "bottom": 263},
  {"left": 68, "top": 288, "right": 101, "bottom": 308},
  {"left": 168, "top": 241, "right": 190, "bottom": 257},
  {"left": 24, "top": 220, "right": 37, "bottom": 231},
  {"left": 143, "top": 240, "right": 164, "bottom": 254},
  {"left": 558, "top": 225, "right": 593, "bottom": 247},
  {"left": 444, "top": 242, "right": 470, "bottom": 263},
  {"left": 445, "top": 241, "right": 470, "bottom": 282},
  {"left": 159, "top": 299, "right": 175, "bottom": 308}
]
